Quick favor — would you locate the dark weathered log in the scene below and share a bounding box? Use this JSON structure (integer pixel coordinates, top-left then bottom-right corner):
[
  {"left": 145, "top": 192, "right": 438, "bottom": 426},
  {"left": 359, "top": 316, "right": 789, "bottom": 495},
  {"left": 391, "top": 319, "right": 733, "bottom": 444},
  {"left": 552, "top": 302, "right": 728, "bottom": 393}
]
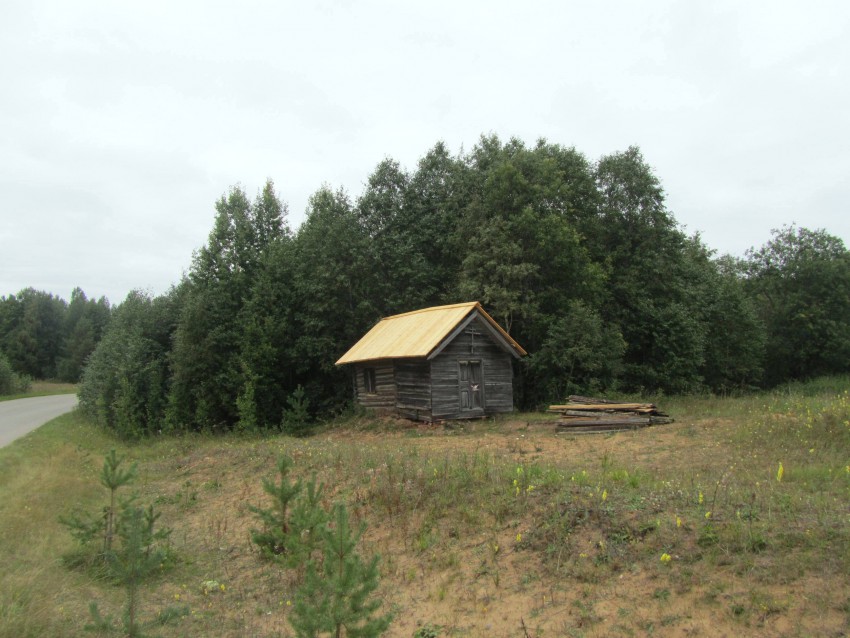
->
[
  {"left": 558, "top": 426, "right": 639, "bottom": 434},
  {"left": 557, "top": 422, "right": 652, "bottom": 434},
  {"left": 559, "top": 413, "right": 646, "bottom": 422},
  {"left": 568, "top": 395, "right": 620, "bottom": 404},
  {"left": 649, "top": 416, "right": 674, "bottom": 425},
  {"left": 549, "top": 402, "right": 656, "bottom": 412},
  {"left": 559, "top": 416, "right": 651, "bottom": 427}
]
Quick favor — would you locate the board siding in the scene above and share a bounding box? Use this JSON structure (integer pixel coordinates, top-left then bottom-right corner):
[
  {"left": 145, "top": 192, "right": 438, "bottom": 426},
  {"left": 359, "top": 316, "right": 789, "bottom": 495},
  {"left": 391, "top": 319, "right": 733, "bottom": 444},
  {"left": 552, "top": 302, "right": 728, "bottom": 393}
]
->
[{"left": 429, "top": 316, "right": 514, "bottom": 420}]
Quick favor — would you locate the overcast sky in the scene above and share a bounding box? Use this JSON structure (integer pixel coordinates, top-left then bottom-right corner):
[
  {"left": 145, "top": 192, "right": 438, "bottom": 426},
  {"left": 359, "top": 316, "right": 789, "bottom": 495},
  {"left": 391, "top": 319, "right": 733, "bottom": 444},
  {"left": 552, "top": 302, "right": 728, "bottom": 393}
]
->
[{"left": 2, "top": 1, "right": 848, "bottom": 304}]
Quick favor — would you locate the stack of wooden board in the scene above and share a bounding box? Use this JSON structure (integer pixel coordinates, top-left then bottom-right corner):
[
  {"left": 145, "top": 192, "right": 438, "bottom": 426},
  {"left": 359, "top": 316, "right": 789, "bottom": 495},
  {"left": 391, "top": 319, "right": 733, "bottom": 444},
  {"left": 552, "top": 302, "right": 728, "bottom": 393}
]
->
[{"left": 548, "top": 395, "right": 673, "bottom": 433}]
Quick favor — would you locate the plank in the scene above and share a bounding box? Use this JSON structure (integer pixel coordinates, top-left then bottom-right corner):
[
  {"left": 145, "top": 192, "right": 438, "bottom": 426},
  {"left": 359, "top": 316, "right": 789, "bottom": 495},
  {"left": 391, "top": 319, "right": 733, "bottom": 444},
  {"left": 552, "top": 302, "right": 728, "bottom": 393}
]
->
[
  {"left": 558, "top": 416, "right": 651, "bottom": 427},
  {"left": 557, "top": 424, "right": 647, "bottom": 434},
  {"left": 548, "top": 402, "right": 655, "bottom": 411},
  {"left": 567, "top": 395, "right": 621, "bottom": 404},
  {"left": 649, "top": 416, "right": 674, "bottom": 425},
  {"left": 558, "top": 414, "right": 650, "bottom": 423}
]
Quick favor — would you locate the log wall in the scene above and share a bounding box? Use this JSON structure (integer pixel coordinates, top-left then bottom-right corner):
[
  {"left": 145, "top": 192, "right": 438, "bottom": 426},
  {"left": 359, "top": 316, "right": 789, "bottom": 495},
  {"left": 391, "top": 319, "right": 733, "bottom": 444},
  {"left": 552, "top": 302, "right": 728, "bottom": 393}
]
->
[
  {"left": 394, "top": 359, "right": 432, "bottom": 421},
  {"left": 353, "top": 362, "right": 396, "bottom": 409},
  {"left": 350, "top": 316, "right": 517, "bottom": 421}
]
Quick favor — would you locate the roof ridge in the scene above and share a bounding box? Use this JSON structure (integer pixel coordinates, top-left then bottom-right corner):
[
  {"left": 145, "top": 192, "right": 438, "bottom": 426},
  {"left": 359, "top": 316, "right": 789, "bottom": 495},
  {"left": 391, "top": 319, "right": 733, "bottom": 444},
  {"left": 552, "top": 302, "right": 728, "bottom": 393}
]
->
[{"left": 382, "top": 301, "right": 480, "bottom": 321}]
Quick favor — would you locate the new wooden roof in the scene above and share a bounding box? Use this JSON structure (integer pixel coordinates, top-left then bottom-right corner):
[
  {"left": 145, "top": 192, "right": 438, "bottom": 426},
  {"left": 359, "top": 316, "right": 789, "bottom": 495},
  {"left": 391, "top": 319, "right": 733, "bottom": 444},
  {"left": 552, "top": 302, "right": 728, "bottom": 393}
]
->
[{"left": 336, "top": 301, "right": 526, "bottom": 365}]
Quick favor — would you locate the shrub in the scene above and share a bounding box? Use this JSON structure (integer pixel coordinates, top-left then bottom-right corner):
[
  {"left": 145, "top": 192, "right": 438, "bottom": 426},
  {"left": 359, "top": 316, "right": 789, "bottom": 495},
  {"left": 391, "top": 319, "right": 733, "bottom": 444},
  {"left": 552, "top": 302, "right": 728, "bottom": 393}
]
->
[{"left": 0, "top": 351, "right": 31, "bottom": 395}]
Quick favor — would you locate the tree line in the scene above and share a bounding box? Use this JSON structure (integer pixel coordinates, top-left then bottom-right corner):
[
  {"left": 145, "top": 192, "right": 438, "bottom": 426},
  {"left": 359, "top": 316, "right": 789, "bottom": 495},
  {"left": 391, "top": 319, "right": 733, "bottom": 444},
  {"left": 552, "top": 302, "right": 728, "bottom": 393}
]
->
[
  {"left": 0, "top": 287, "right": 111, "bottom": 387},
  {"left": 5, "top": 135, "right": 849, "bottom": 435}
]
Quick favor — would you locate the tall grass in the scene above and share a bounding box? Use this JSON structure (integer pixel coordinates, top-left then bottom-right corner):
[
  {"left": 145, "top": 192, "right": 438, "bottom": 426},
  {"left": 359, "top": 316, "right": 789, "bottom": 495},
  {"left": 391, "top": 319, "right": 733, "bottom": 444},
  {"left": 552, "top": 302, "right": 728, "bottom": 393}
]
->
[{"left": 0, "top": 413, "right": 120, "bottom": 637}]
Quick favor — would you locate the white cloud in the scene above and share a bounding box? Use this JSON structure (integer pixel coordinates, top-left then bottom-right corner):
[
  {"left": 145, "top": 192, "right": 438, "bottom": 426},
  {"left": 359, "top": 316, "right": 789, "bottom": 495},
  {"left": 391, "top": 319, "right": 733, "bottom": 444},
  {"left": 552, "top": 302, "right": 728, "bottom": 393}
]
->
[{"left": 1, "top": 0, "right": 848, "bottom": 302}]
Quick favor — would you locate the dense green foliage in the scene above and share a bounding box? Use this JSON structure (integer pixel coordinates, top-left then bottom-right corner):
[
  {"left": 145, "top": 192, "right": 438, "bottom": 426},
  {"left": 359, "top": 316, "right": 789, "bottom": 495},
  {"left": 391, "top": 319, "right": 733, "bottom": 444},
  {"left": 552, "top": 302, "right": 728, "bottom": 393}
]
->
[
  {"left": 0, "top": 351, "right": 31, "bottom": 395},
  {"left": 78, "top": 290, "right": 180, "bottom": 438},
  {"left": 70, "top": 136, "right": 850, "bottom": 436},
  {"left": 0, "top": 286, "right": 110, "bottom": 383},
  {"left": 745, "top": 225, "right": 850, "bottom": 385}
]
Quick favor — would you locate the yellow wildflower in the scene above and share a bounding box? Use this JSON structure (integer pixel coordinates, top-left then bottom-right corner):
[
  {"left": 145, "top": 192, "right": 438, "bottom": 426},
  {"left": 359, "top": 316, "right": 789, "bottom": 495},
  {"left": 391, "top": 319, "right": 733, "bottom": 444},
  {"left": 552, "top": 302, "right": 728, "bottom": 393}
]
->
[
  {"left": 676, "top": 516, "right": 682, "bottom": 528},
  {"left": 660, "top": 553, "right": 672, "bottom": 563},
  {"left": 601, "top": 489, "right": 608, "bottom": 502},
  {"left": 777, "top": 462, "right": 784, "bottom": 482}
]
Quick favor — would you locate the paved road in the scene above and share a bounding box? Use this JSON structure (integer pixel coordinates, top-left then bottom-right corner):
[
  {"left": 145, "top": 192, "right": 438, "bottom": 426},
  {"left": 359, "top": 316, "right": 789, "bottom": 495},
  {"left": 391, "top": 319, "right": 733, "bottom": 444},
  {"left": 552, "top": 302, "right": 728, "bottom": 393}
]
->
[{"left": 0, "top": 394, "right": 79, "bottom": 448}]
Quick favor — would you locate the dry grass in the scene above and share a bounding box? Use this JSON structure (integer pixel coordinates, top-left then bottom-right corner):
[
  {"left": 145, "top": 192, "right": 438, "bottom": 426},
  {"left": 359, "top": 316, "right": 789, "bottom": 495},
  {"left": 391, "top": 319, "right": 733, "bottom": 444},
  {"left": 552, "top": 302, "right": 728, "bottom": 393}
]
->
[
  {"left": 0, "top": 380, "right": 78, "bottom": 402},
  {"left": 1, "top": 382, "right": 850, "bottom": 637}
]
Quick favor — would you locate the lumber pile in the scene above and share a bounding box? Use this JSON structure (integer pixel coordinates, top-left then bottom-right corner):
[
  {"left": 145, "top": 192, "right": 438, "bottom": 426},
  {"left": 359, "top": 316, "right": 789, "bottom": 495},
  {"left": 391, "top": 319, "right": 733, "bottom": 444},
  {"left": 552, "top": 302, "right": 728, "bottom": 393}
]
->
[{"left": 548, "top": 395, "right": 673, "bottom": 434}]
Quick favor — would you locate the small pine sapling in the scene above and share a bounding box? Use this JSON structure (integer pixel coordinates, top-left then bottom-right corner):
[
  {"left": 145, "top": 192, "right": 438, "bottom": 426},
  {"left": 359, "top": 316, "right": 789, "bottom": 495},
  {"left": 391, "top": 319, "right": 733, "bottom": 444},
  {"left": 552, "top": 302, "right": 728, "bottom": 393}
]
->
[
  {"left": 249, "top": 456, "right": 329, "bottom": 568},
  {"left": 113, "top": 506, "right": 163, "bottom": 636},
  {"left": 88, "top": 503, "right": 179, "bottom": 637},
  {"left": 287, "top": 474, "right": 329, "bottom": 567},
  {"left": 60, "top": 449, "right": 138, "bottom": 558},
  {"left": 289, "top": 504, "right": 392, "bottom": 638},
  {"left": 249, "top": 456, "right": 303, "bottom": 558},
  {"left": 281, "top": 384, "right": 311, "bottom": 435},
  {"left": 102, "top": 450, "right": 138, "bottom": 552},
  {"left": 236, "top": 366, "right": 259, "bottom": 432}
]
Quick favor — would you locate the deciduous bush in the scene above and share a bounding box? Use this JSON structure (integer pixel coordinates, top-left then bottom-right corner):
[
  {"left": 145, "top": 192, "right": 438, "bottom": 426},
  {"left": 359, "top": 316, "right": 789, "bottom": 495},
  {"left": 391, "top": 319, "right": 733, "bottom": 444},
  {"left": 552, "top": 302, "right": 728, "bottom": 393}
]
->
[{"left": 0, "top": 351, "right": 30, "bottom": 395}]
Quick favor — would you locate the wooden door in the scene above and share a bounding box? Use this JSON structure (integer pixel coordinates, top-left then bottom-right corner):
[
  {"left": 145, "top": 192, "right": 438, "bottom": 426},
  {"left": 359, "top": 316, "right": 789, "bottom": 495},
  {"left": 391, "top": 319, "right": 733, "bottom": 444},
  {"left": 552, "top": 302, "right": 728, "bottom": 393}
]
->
[{"left": 459, "top": 360, "right": 484, "bottom": 411}]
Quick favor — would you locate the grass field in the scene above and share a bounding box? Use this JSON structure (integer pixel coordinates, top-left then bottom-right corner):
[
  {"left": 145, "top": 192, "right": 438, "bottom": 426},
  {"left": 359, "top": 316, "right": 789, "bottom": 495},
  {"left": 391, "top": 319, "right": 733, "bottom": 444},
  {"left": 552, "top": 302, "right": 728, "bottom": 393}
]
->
[
  {"left": 0, "top": 380, "right": 78, "bottom": 402},
  {"left": 1, "top": 379, "right": 849, "bottom": 637}
]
